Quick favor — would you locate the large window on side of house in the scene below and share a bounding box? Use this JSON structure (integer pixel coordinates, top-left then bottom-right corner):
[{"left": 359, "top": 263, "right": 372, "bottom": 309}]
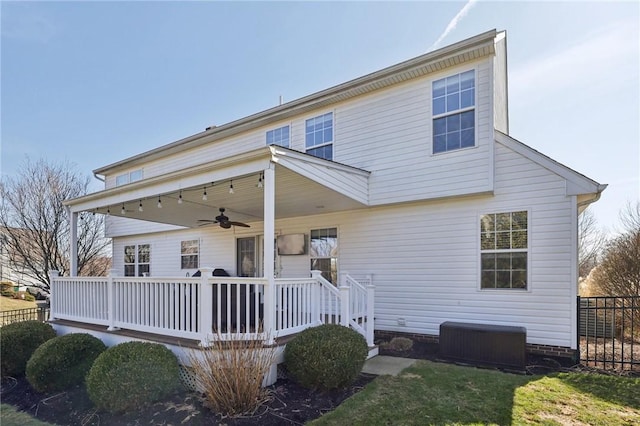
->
[
  {"left": 305, "top": 112, "right": 333, "bottom": 160},
  {"left": 310, "top": 228, "right": 338, "bottom": 284},
  {"left": 124, "top": 244, "right": 151, "bottom": 277},
  {"left": 432, "top": 70, "right": 475, "bottom": 154},
  {"left": 480, "top": 211, "right": 528, "bottom": 290},
  {"left": 181, "top": 240, "right": 199, "bottom": 269},
  {"left": 266, "top": 125, "right": 290, "bottom": 148}
]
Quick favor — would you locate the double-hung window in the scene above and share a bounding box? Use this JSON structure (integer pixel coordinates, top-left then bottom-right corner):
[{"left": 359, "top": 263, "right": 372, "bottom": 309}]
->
[
  {"left": 115, "top": 169, "right": 144, "bottom": 187},
  {"left": 266, "top": 125, "right": 290, "bottom": 148},
  {"left": 181, "top": 240, "right": 199, "bottom": 269},
  {"left": 305, "top": 112, "right": 333, "bottom": 160},
  {"left": 432, "top": 70, "right": 475, "bottom": 154},
  {"left": 124, "top": 244, "right": 150, "bottom": 277},
  {"left": 480, "top": 211, "right": 528, "bottom": 290},
  {"left": 310, "top": 228, "right": 338, "bottom": 284}
]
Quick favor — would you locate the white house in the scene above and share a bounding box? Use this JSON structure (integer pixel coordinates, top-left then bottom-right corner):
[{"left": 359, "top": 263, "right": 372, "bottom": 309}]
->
[{"left": 51, "top": 29, "right": 605, "bottom": 366}]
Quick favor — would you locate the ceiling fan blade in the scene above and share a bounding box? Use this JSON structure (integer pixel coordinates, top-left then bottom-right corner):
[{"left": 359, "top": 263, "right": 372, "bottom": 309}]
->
[{"left": 228, "top": 221, "right": 250, "bottom": 228}]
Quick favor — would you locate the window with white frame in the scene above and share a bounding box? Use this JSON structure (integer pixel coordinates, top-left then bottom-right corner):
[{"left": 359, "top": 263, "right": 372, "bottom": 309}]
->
[
  {"left": 432, "top": 70, "right": 475, "bottom": 154},
  {"left": 181, "top": 240, "right": 199, "bottom": 269},
  {"left": 310, "top": 228, "right": 338, "bottom": 284},
  {"left": 115, "top": 169, "right": 144, "bottom": 187},
  {"left": 266, "top": 125, "right": 290, "bottom": 147},
  {"left": 480, "top": 211, "right": 528, "bottom": 290},
  {"left": 124, "top": 244, "right": 150, "bottom": 277},
  {"left": 305, "top": 112, "right": 333, "bottom": 160}
]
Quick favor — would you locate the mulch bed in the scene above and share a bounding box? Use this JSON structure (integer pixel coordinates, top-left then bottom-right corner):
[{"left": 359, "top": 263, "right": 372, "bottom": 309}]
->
[
  {"left": 1, "top": 372, "right": 375, "bottom": 426},
  {"left": 0, "top": 340, "right": 584, "bottom": 425}
]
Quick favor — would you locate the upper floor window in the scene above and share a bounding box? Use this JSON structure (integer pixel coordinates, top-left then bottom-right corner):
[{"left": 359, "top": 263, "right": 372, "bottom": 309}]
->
[
  {"left": 181, "top": 240, "right": 199, "bottom": 269},
  {"left": 480, "top": 211, "right": 528, "bottom": 290},
  {"left": 115, "top": 169, "right": 144, "bottom": 187},
  {"left": 266, "top": 125, "right": 290, "bottom": 148},
  {"left": 432, "top": 70, "right": 475, "bottom": 154},
  {"left": 305, "top": 112, "right": 333, "bottom": 160}
]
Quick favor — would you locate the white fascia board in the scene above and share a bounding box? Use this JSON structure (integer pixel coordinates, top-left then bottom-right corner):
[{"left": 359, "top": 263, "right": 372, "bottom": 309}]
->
[
  {"left": 67, "top": 148, "right": 272, "bottom": 212},
  {"left": 494, "top": 130, "right": 606, "bottom": 196}
]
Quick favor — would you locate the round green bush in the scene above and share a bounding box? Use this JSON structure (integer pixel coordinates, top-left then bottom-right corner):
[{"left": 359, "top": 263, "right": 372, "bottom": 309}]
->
[
  {"left": 0, "top": 321, "right": 56, "bottom": 377},
  {"left": 26, "top": 333, "right": 107, "bottom": 392},
  {"left": 86, "top": 341, "right": 182, "bottom": 413},
  {"left": 284, "top": 324, "right": 368, "bottom": 390}
]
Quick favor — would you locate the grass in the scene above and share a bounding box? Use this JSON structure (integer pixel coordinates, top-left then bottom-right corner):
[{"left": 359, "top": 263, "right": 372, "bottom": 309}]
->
[
  {"left": 310, "top": 360, "right": 640, "bottom": 426},
  {"left": 0, "top": 296, "right": 36, "bottom": 312},
  {"left": 0, "top": 404, "right": 50, "bottom": 426}
]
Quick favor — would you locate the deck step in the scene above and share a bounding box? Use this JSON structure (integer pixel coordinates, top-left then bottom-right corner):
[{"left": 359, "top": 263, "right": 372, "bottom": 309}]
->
[{"left": 367, "top": 345, "right": 379, "bottom": 359}]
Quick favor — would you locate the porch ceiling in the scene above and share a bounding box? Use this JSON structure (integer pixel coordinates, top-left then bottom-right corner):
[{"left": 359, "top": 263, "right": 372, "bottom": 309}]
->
[{"left": 71, "top": 150, "right": 370, "bottom": 228}]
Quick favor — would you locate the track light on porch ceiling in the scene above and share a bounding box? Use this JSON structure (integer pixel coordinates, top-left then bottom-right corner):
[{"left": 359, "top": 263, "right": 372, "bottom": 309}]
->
[
  {"left": 202, "top": 187, "right": 208, "bottom": 201},
  {"left": 229, "top": 180, "right": 234, "bottom": 194},
  {"left": 157, "top": 196, "right": 162, "bottom": 209},
  {"left": 139, "top": 200, "right": 144, "bottom": 212},
  {"left": 178, "top": 191, "right": 183, "bottom": 204},
  {"left": 121, "top": 204, "right": 126, "bottom": 215},
  {"left": 257, "top": 173, "right": 263, "bottom": 188}
]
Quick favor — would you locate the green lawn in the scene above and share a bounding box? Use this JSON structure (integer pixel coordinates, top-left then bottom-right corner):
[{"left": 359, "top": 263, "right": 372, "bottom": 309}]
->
[
  {"left": 310, "top": 360, "right": 640, "bottom": 426},
  {"left": 0, "top": 404, "right": 50, "bottom": 426},
  {"left": 0, "top": 296, "right": 37, "bottom": 312}
]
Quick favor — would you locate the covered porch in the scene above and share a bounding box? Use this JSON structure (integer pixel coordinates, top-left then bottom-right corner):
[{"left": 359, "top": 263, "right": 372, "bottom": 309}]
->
[{"left": 56, "top": 146, "right": 375, "bottom": 347}]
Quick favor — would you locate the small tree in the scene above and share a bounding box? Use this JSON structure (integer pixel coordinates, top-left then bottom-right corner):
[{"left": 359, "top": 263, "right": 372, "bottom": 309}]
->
[
  {"left": 591, "top": 202, "right": 640, "bottom": 296},
  {"left": 578, "top": 208, "right": 607, "bottom": 278},
  {"left": 0, "top": 158, "right": 110, "bottom": 292}
]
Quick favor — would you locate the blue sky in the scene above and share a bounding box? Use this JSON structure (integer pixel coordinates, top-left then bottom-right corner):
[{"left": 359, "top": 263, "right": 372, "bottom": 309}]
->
[{"left": 1, "top": 1, "right": 638, "bottom": 233}]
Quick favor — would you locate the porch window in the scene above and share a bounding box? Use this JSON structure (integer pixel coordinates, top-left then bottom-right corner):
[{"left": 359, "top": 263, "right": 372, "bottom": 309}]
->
[
  {"left": 237, "top": 237, "right": 256, "bottom": 277},
  {"left": 480, "top": 211, "right": 528, "bottom": 290},
  {"left": 432, "top": 70, "right": 475, "bottom": 154},
  {"left": 266, "top": 125, "right": 290, "bottom": 148},
  {"left": 181, "top": 240, "right": 199, "bottom": 269},
  {"left": 124, "top": 244, "right": 150, "bottom": 277},
  {"left": 310, "top": 228, "right": 338, "bottom": 284},
  {"left": 305, "top": 112, "right": 333, "bottom": 160}
]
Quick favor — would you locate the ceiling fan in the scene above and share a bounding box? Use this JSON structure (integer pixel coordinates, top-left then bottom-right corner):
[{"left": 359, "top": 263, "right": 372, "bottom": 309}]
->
[{"left": 197, "top": 207, "right": 250, "bottom": 229}]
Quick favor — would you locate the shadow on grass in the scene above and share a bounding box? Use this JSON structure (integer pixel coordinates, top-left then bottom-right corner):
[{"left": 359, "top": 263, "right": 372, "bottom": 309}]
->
[{"left": 556, "top": 372, "right": 640, "bottom": 409}]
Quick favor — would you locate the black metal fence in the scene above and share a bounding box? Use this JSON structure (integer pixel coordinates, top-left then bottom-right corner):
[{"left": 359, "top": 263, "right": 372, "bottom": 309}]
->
[
  {"left": 0, "top": 306, "right": 50, "bottom": 327},
  {"left": 577, "top": 296, "right": 639, "bottom": 372}
]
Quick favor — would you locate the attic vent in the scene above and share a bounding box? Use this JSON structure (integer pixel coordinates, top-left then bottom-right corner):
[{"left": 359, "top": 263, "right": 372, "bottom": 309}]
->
[{"left": 439, "top": 321, "right": 526, "bottom": 370}]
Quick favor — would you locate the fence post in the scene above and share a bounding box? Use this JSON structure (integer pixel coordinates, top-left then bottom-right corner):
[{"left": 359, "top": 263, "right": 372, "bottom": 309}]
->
[
  {"left": 366, "top": 275, "right": 375, "bottom": 347},
  {"left": 198, "top": 267, "right": 214, "bottom": 346},
  {"left": 107, "top": 269, "right": 119, "bottom": 331},
  {"left": 576, "top": 296, "right": 581, "bottom": 364},
  {"left": 311, "top": 270, "right": 322, "bottom": 325},
  {"left": 339, "top": 273, "right": 350, "bottom": 327},
  {"left": 48, "top": 270, "right": 59, "bottom": 320}
]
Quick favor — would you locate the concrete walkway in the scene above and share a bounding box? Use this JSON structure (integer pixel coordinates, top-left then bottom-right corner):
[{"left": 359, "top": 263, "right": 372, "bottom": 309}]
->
[{"left": 362, "top": 355, "right": 417, "bottom": 376}]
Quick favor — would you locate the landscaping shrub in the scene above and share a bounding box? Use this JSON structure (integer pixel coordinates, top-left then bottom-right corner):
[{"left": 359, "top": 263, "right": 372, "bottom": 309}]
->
[
  {"left": 284, "top": 324, "right": 368, "bottom": 390},
  {"left": 26, "top": 333, "right": 106, "bottom": 392},
  {"left": 86, "top": 341, "right": 181, "bottom": 413},
  {"left": 1, "top": 287, "right": 15, "bottom": 298},
  {"left": 385, "top": 336, "right": 414, "bottom": 352},
  {"left": 187, "top": 333, "right": 277, "bottom": 416},
  {"left": 23, "top": 293, "right": 35, "bottom": 302},
  {"left": 0, "top": 321, "right": 56, "bottom": 377}
]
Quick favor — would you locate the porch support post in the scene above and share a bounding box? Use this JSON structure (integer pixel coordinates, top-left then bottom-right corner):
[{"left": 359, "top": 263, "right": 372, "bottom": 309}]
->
[
  {"left": 310, "top": 270, "right": 322, "bottom": 325},
  {"left": 263, "top": 167, "right": 276, "bottom": 343},
  {"left": 198, "top": 267, "right": 214, "bottom": 346},
  {"left": 48, "top": 270, "right": 59, "bottom": 320},
  {"left": 68, "top": 208, "right": 78, "bottom": 277},
  {"left": 339, "top": 272, "right": 350, "bottom": 327},
  {"left": 107, "top": 269, "right": 119, "bottom": 331},
  {"left": 366, "top": 275, "right": 375, "bottom": 347}
]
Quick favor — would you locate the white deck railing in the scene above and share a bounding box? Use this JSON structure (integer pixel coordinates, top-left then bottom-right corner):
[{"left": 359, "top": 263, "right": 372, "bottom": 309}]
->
[{"left": 49, "top": 269, "right": 374, "bottom": 346}]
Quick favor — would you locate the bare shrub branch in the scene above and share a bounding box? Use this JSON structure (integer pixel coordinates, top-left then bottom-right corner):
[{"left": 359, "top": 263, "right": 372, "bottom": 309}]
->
[{"left": 578, "top": 208, "right": 607, "bottom": 278}]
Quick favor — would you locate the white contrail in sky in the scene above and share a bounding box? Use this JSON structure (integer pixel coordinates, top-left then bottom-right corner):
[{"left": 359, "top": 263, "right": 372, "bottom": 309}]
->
[{"left": 429, "top": 0, "right": 478, "bottom": 51}]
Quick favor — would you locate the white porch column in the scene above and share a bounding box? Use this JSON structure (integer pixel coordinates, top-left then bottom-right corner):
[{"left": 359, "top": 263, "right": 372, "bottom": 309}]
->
[
  {"left": 263, "top": 167, "right": 276, "bottom": 343},
  {"left": 310, "top": 270, "right": 322, "bottom": 325},
  {"left": 366, "top": 275, "right": 375, "bottom": 346},
  {"left": 68, "top": 208, "right": 78, "bottom": 277},
  {"left": 339, "top": 272, "right": 350, "bottom": 327},
  {"left": 198, "top": 267, "right": 214, "bottom": 346},
  {"left": 48, "top": 270, "right": 59, "bottom": 320}
]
